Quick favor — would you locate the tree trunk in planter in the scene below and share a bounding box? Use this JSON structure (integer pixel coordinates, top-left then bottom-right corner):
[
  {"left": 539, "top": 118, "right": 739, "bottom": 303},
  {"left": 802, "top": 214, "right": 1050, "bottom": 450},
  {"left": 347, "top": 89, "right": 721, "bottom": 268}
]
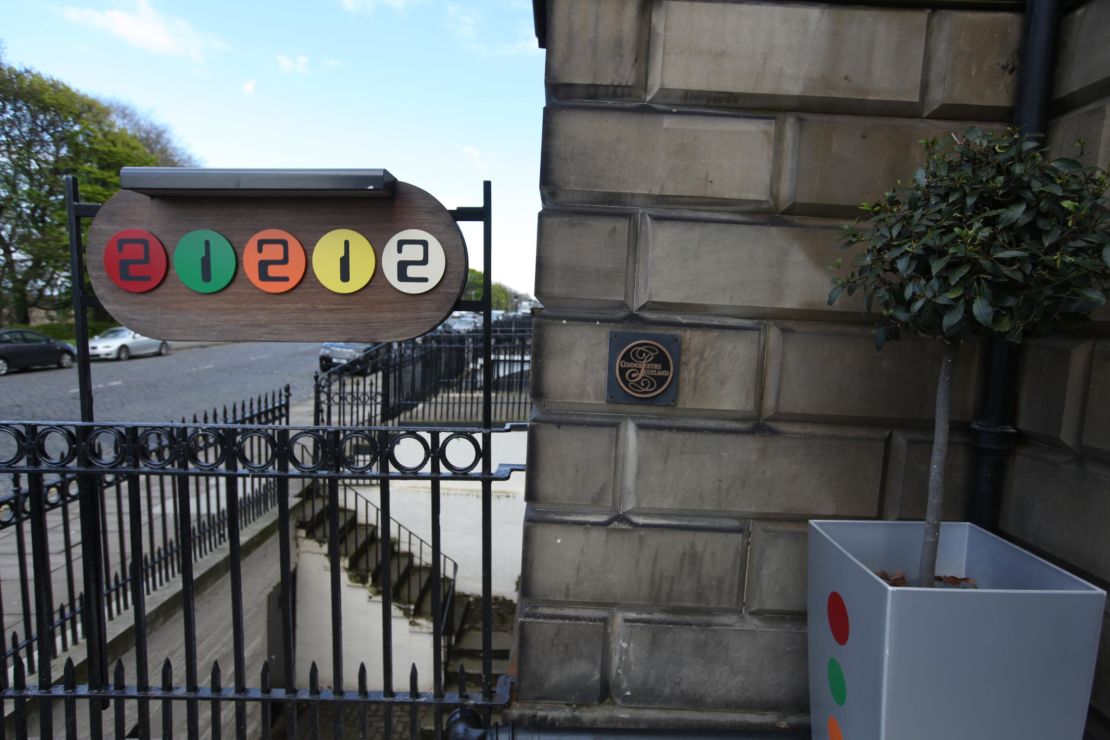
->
[{"left": 919, "top": 341, "right": 957, "bottom": 588}]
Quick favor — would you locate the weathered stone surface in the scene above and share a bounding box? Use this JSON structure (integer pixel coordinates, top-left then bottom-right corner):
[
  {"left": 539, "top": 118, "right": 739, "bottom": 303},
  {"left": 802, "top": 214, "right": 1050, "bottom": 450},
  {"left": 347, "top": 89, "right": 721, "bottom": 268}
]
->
[
  {"left": 650, "top": 2, "right": 925, "bottom": 115},
  {"left": 625, "top": 423, "right": 885, "bottom": 517},
  {"left": 1091, "top": 609, "right": 1110, "bottom": 721},
  {"left": 545, "top": 0, "right": 648, "bottom": 99},
  {"left": 638, "top": 216, "right": 864, "bottom": 317},
  {"left": 541, "top": 106, "right": 776, "bottom": 209},
  {"left": 516, "top": 613, "right": 608, "bottom": 703},
  {"left": 745, "top": 521, "right": 807, "bottom": 615},
  {"left": 1055, "top": 0, "right": 1110, "bottom": 112},
  {"left": 521, "top": 522, "right": 746, "bottom": 609},
  {"left": 781, "top": 117, "right": 970, "bottom": 216},
  {"left": 526, "top": 420, "right": 618, "bottom": 509},
  {"left": 1049, "top": 100, "right": 1110, "bottom": 170},
  {"left": 923, "top": 11, "right": 1021, "bottom": 120},
  {"left": 762, "top": 324, "right": 980, "bottom": 424},
  {"left": 1083, "top": 340, "right": 1110, "bottom": 460},
  {"left": 536, "top": 211, "right": 631, "bottom": 309},
  {"left": 884, "top": 430, "right": 973, "bottom": 520},
  {"left": 613, "top": 616, "right": 808, "bottom": 712},
  {"left": 1016, "top": 337, "right": 1095, "bottom": 450},
  {"left": 1000, "top": 446, "right": 1110, "bottom": 583},
  {"left": 532, "top": 318, "right": 762, "bottom": 417}
]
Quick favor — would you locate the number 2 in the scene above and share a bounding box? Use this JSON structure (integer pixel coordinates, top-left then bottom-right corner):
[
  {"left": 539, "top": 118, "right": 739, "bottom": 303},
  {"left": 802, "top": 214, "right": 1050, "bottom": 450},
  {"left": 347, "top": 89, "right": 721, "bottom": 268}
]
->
[
  {"left": 118, "top": 238, "right": 151, "bottom": 282},
  {"left": 257, "top": 239, "right": 290, "bottom": 282},
  {"left": 396, "top": 239, "right": 429, "bottom": 283}
]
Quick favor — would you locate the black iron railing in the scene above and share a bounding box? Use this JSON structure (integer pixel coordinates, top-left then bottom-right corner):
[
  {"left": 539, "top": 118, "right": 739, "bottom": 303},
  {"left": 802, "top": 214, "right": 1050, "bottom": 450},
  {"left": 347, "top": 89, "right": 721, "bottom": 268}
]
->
[
  {"left": 0, "top": 387, "right": 290, "bottom": 680},
  {"left": 314, "top": 323, "right": 532, "bottom": 429},
  {"left": 0, "top": 419, "right": 523, "bottom": 738}
]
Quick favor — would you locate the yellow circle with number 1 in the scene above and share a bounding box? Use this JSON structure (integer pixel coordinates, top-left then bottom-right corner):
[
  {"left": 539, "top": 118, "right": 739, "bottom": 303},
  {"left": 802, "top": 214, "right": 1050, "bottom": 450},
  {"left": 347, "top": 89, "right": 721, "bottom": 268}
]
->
[{"left": 312, "top": 228, "right": 376, "bottom": 294}]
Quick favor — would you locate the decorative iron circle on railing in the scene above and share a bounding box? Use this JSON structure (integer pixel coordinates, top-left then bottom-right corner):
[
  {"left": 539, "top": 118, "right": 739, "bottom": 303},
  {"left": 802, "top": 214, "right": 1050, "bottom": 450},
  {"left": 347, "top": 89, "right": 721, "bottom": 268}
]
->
[
  {"left": 187, "top": 430, "right": 224, "bottom": 470},
  {"left": 288, "top": 431, "right": 326, "bottom": 472},
  {"left": 388, "top": 432, "right": 431, "bottom": 473},
  {"left": 44, "top": 477, "right": 73, "bottom": 507},
  {"left": 0, "top": 425, "right": 24, "bottom": 467},
  {"left": 0, "top": 498, "right": 15, "bottom": 526},
  {"left": 87, "top": 427, "right": 126, "bottom": 468},
  {"left": 236, "top": 431, "right": 276, "bottom": 472},
  {"left": 338, "top": 432, "right": 378, "bottom": 473},
  {"left": 37, "top": 427, "right": 76, "bottom": 467},
  {"left": 138, "top": 428, "right": 175, "bottom": 468},
  {"left": 439, "top": 433, "right": 481, "bottom": 474}
]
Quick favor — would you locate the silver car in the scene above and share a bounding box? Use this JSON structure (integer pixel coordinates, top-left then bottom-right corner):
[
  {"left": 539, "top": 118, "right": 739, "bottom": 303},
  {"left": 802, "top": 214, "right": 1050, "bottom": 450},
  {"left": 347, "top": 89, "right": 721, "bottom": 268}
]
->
[{"left": 88, "top": 327, "right": 169, "bottom": 361}]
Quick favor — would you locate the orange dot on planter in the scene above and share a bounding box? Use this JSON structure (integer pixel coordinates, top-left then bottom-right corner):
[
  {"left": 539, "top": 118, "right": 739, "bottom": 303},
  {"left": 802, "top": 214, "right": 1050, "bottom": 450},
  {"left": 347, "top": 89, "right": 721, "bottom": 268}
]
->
[
  {"left": 828, "top": 591, "right": 850, "bottom": 645},
  {"left": 243, "top": 229, "right": 306, "bottom": 293},
  {"left": 828, "top": 715, "right": 844, "bottom": 740}
]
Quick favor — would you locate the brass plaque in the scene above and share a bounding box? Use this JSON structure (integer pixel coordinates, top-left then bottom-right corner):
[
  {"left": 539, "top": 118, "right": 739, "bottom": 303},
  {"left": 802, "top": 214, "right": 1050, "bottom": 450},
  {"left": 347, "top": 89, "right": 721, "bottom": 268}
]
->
[{"left": 607, "top": 332, "right": 680, "bottom": 405}]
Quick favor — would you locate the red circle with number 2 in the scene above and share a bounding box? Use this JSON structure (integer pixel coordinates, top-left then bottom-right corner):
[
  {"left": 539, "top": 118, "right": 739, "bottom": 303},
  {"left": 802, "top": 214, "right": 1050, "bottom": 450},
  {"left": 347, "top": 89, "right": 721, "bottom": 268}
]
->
[{"left": 103, "top": 228, "right": 168, "bottom": 293}]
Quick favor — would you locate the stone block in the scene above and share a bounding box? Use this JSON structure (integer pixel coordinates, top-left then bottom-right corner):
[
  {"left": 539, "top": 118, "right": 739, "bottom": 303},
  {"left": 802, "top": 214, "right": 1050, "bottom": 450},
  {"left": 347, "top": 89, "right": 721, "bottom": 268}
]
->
[
  {"left": 781, "top": 116, "right": 973, "bottom": 217},
  {"left": 745, "top": 521, "right": 807, "bottom": 615},
  {"left": 1049, "top": 100, "right": 1110, "bottom": 170},
  {"left": 923, "top": 11, "right": 1021, "bottom": 120},
  {"left": 1083, "top": 340, "right": 1110, "bottom": 460},
  {"left": 883, "top": 429, "right": 973, "bottom": 520},
  {"left": 638, "top": 216, "right": 864, "bottom": 318},
  {"left": 544, "top": 0, "right": 648, "bottom": 100},
  {"left": 532, "top": 318, "right": 761, "bottom": 417},
  {"left": 1055, "top": 0, "right": 1110, "bottom": 112},
  {"left": 1015, "top": 337, "right": 1095, "bottom": 450},
  {"left": 1000, "top": 446, "right": 1110, "bottom": 584},
  {"left": 535, "top": 211, "right": 631, "bottom": 309},
  {"left": 1091, "top": 609, "right": 1110, "bottom": 720},
  {"left": 516, "top": 612, "right": 608, "bottom": 703},
  {"left": 521, "top": 521, "right": 746, "bottom": 609},
  {"left": 625, "top": 423, "right": 885, "bottom": 517},
  {"left": 762, "top": 323, "right": 980, "bottom": 424},
  {"left": 526, "top": 420, "right": 619, "bottom": 509},
  {"left": 541, "top": 106, "right": 776, "bottom": 209},
  {"left": 613, "top": 616, "right": 808, "bottom": 712},
  {"left": 649, "top": 2, "right": 925, "bottom": 115}
]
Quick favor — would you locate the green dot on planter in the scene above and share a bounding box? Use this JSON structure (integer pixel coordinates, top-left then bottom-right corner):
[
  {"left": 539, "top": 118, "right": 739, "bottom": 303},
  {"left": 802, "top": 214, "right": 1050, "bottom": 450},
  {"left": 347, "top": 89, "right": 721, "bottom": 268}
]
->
[
  {"left": 175, "top": 230, "right": 237, "bottom": 293},
  {"left": 827, "top": 657, "right": 847, "bottom": 706}
]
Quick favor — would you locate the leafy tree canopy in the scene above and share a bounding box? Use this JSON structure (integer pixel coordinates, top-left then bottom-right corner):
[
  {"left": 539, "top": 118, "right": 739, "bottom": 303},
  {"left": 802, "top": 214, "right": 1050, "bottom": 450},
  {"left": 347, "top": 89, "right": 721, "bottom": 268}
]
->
[
  {"left": 463, "top": 268, "right": 529, "bottom": 312},
  {"left": 830, "top": 127, "right": 1110, "bottom": 349},
  {"left": 0, "top": 55, "right": 192, "bottom": 324}
]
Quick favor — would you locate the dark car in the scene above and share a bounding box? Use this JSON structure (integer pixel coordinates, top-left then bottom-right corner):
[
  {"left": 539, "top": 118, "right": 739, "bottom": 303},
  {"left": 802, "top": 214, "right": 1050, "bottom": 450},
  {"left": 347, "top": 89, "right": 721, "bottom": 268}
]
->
[{"left": 0, "top": 329, "right": 77, "bottom": 375}]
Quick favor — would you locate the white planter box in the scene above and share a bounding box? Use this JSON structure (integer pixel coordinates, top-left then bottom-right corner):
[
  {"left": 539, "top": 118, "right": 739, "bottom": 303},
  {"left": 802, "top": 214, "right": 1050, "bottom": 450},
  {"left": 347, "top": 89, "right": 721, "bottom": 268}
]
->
[{"left": 808, "top": 521, "right": 1105, "bottom": 740}]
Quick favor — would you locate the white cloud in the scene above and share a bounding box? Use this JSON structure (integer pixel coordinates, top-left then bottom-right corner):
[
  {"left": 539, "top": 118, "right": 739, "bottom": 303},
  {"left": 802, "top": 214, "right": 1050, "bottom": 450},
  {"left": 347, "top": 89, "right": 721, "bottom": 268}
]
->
[
  {"left": 321, "top": 58, "right": 347, "bottom": 69},
  {"left": 242, "top": 79, "right": 257, "bottom": 95},
  {"left": 462, "top": 145, "right": 489, "bottom": 171},
  {"left": 447, "top": 4, "right": 477, "bottom": 39},
  {"left": 447, "top": 9, "right": 540, "bottom": 57},
  {"left": 58, "top": 0, "right": 222, "bottom": 63},
  {"left": 276, "top": 54, "right": 310, "bottom": 74},
  {"left": 340, "top": 0, "right": 419, "bottom": 12}
]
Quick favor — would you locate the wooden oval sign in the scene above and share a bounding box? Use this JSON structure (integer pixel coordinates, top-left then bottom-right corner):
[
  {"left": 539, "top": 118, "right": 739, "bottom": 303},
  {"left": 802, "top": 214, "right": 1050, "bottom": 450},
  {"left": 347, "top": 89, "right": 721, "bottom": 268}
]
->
[{"left": 86, "top": 182, "right": 467, "bottom": 342}]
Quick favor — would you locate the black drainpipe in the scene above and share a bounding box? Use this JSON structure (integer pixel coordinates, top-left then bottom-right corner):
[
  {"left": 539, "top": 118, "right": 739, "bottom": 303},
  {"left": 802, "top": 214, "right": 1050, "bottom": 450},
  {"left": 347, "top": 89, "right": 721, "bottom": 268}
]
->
[{"left": 967, "top": 0, "right": 1062, "bottom": 530}]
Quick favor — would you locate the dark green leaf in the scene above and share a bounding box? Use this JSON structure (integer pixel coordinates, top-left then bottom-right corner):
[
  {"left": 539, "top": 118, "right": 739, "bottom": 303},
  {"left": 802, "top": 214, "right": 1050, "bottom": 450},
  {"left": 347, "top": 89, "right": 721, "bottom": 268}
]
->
[
  {"left": 873, "top": 327, "right": 887, "bottom": 351},
  {"left": 1103, "top": 245, "right": 1110, "bottom": 268},
  {"left": 942, "top": 302, "right": 965, "bottom": 332},
  {"left": 1052, "top": 158, "right": 1082, "bottom": 172},
  {"left": 997, "top": 203, "right": 1026, "bottom": 228},
  {"left": 895, "top": 254, "right": 912, "bottom": 274},
  {"left": 827, "top": 284, "right": 845, "bottom": 305},
  {"left": 973, "top": 295, "right": 995, "bottom": 327},
  {"left": 993, "top": 250, "right": 1027, "bottom": 259},
  {"left": 1074, "top": 287, "right": 1106, "bottom": 305},
  {"left": 990, "top": 313, "right": 1013, "bottom": 332},
  {"left": 929, "top": 255, "right": 950, "bottom": 275}
]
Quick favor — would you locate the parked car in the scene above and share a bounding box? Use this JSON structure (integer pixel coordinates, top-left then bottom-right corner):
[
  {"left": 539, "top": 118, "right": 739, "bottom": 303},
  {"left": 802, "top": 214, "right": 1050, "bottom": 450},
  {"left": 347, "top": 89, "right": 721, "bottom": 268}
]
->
[
  {"left": 88, "top": 327, "right": 169, "bottom": 361},
  {"left": 319, "top": 342, "right": 376, "bottom": 372},
  {"left": 0, "top": 329, "right": 76, "bottom": 375}
]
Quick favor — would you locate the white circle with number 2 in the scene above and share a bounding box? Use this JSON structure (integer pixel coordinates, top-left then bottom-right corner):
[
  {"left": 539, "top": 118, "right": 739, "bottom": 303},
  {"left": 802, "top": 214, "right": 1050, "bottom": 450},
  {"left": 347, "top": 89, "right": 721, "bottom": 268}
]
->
[{"left": 381, "top": 229, "right": 446, "bottom": 295}]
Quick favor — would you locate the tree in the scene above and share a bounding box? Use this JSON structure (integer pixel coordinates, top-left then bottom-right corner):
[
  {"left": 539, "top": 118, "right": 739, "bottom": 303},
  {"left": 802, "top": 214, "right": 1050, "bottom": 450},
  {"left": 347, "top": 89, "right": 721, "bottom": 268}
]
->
[
  {"left": 0, "top": 58, "right": 186, "bottom": 324},
  {"left": 107, "top": 100, "right": 197, "bottom": 167},
  {"left": 829, "top": 128, "right": 1110, "bottom": 586},
  {"left": 462, "top": 268, "right": 517, "bottom": 311}
]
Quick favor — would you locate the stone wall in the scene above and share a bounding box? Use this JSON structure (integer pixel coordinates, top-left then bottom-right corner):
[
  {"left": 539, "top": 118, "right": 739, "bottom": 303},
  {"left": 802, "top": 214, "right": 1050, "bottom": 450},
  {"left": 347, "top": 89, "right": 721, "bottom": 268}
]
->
[{"left": 519, "top": 0, "right": 1109, "bottom": 732}]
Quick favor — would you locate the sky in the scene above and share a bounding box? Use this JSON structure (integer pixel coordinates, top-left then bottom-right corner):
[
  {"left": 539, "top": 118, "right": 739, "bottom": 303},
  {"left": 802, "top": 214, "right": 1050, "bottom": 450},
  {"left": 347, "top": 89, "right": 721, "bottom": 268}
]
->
[{"left": 0, "top": 0, "right": 546, "bottom": 296}]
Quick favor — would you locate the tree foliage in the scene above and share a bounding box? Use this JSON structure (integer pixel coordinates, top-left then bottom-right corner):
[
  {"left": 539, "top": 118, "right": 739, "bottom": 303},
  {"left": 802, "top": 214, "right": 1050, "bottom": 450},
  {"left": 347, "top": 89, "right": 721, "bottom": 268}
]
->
[
  {"left": 830, "top": 127, "right": 1110, "bottom": 350},
  {"left": 463, "top": 268, "right": 522, "bottom": 311},
  {"left": 0, "top": 58, "right": 192, "bottom": 324}
]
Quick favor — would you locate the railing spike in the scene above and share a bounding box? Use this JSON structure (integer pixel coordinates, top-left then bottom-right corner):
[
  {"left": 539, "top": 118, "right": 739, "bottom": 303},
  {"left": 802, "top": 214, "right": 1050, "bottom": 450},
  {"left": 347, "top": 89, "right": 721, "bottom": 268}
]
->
[
  {"left": 410, "top": 663, "right": 418, "bottom": 697},
  {"left": 211, "top": 660, "right": 221, "bottom": 689},
  {"left": 63, "top": 658, "right": 76, "bottom": 690},
  {"left": 457, "top": 663, "right": 467, "bottom": 699},
  {"left": 162, "top": 658, "right": 173, "bottom": 685},
  {"left": 308, "top": 662, "right": 319, "bottom": 694},
  {"left": 358, "top": 663, "right": 367, "bottom": 696},
  {"left": 114, "top": 658, "right": 125, "bottom": 688},
  {"left": 260, "top": 660, "right": 271, "bottom": 693}
]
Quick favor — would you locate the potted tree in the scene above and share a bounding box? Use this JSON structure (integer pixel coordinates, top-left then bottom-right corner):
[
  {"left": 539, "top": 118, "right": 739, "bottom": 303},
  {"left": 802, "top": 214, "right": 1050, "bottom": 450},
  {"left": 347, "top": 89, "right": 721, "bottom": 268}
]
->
[{"left": 812, "top": 128, "right": 1110, "bottom": 740}]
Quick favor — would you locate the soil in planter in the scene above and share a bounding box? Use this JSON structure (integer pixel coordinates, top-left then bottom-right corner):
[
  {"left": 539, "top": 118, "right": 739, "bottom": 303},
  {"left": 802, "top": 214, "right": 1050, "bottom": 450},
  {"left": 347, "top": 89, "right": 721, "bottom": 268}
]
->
[{"left": 875, "top": 569, "right": 977, "bottom": 588}]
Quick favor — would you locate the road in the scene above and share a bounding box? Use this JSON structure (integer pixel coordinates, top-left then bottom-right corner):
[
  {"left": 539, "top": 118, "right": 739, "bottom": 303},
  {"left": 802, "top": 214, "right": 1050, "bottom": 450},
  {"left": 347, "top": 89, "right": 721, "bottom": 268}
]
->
[{"left": 0, "top": 342, "right": 319, "bottom": 422}]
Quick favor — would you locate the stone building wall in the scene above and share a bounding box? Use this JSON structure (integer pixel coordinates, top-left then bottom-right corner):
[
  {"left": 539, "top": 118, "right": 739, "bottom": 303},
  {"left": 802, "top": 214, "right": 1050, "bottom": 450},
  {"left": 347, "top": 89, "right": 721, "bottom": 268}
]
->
[{"left": 517, "top": 0, "right": 1109, "bottom": 732}]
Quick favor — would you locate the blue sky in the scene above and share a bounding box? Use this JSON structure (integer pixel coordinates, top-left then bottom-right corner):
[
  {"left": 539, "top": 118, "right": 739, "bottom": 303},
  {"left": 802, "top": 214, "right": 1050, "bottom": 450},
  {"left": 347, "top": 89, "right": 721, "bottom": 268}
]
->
[{"left": 1, "top": 0, "right": 545, "bottom": 295}]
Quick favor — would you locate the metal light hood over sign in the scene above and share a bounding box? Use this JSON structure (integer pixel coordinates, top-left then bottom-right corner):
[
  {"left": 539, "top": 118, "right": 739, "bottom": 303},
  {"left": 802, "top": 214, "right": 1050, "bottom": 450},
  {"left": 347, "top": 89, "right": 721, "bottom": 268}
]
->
[{"left": 86, "top": 168, "right": 468, "bottom": 342}]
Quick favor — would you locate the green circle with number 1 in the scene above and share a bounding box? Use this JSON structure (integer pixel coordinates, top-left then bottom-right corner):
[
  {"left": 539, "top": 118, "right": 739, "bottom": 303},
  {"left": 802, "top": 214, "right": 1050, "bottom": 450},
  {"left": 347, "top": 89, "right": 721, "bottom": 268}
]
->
[{"left": 174, "top": 230, "right": 237, "bottom": 294}]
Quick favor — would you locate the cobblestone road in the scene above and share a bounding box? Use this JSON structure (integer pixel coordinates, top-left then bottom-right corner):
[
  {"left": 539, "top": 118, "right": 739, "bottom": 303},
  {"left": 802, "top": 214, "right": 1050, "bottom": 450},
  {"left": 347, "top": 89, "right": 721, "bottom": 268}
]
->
[{"left": 0, "top": 342, "right": 319, "bottom": 422}]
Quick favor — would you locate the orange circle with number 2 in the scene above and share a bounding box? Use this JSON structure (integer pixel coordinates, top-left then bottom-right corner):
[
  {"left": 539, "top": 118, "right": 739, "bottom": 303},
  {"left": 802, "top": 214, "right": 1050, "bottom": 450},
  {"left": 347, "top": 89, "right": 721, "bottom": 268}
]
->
[{"left": 243, "top": 229, "right": 306, "bottom": 293}]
